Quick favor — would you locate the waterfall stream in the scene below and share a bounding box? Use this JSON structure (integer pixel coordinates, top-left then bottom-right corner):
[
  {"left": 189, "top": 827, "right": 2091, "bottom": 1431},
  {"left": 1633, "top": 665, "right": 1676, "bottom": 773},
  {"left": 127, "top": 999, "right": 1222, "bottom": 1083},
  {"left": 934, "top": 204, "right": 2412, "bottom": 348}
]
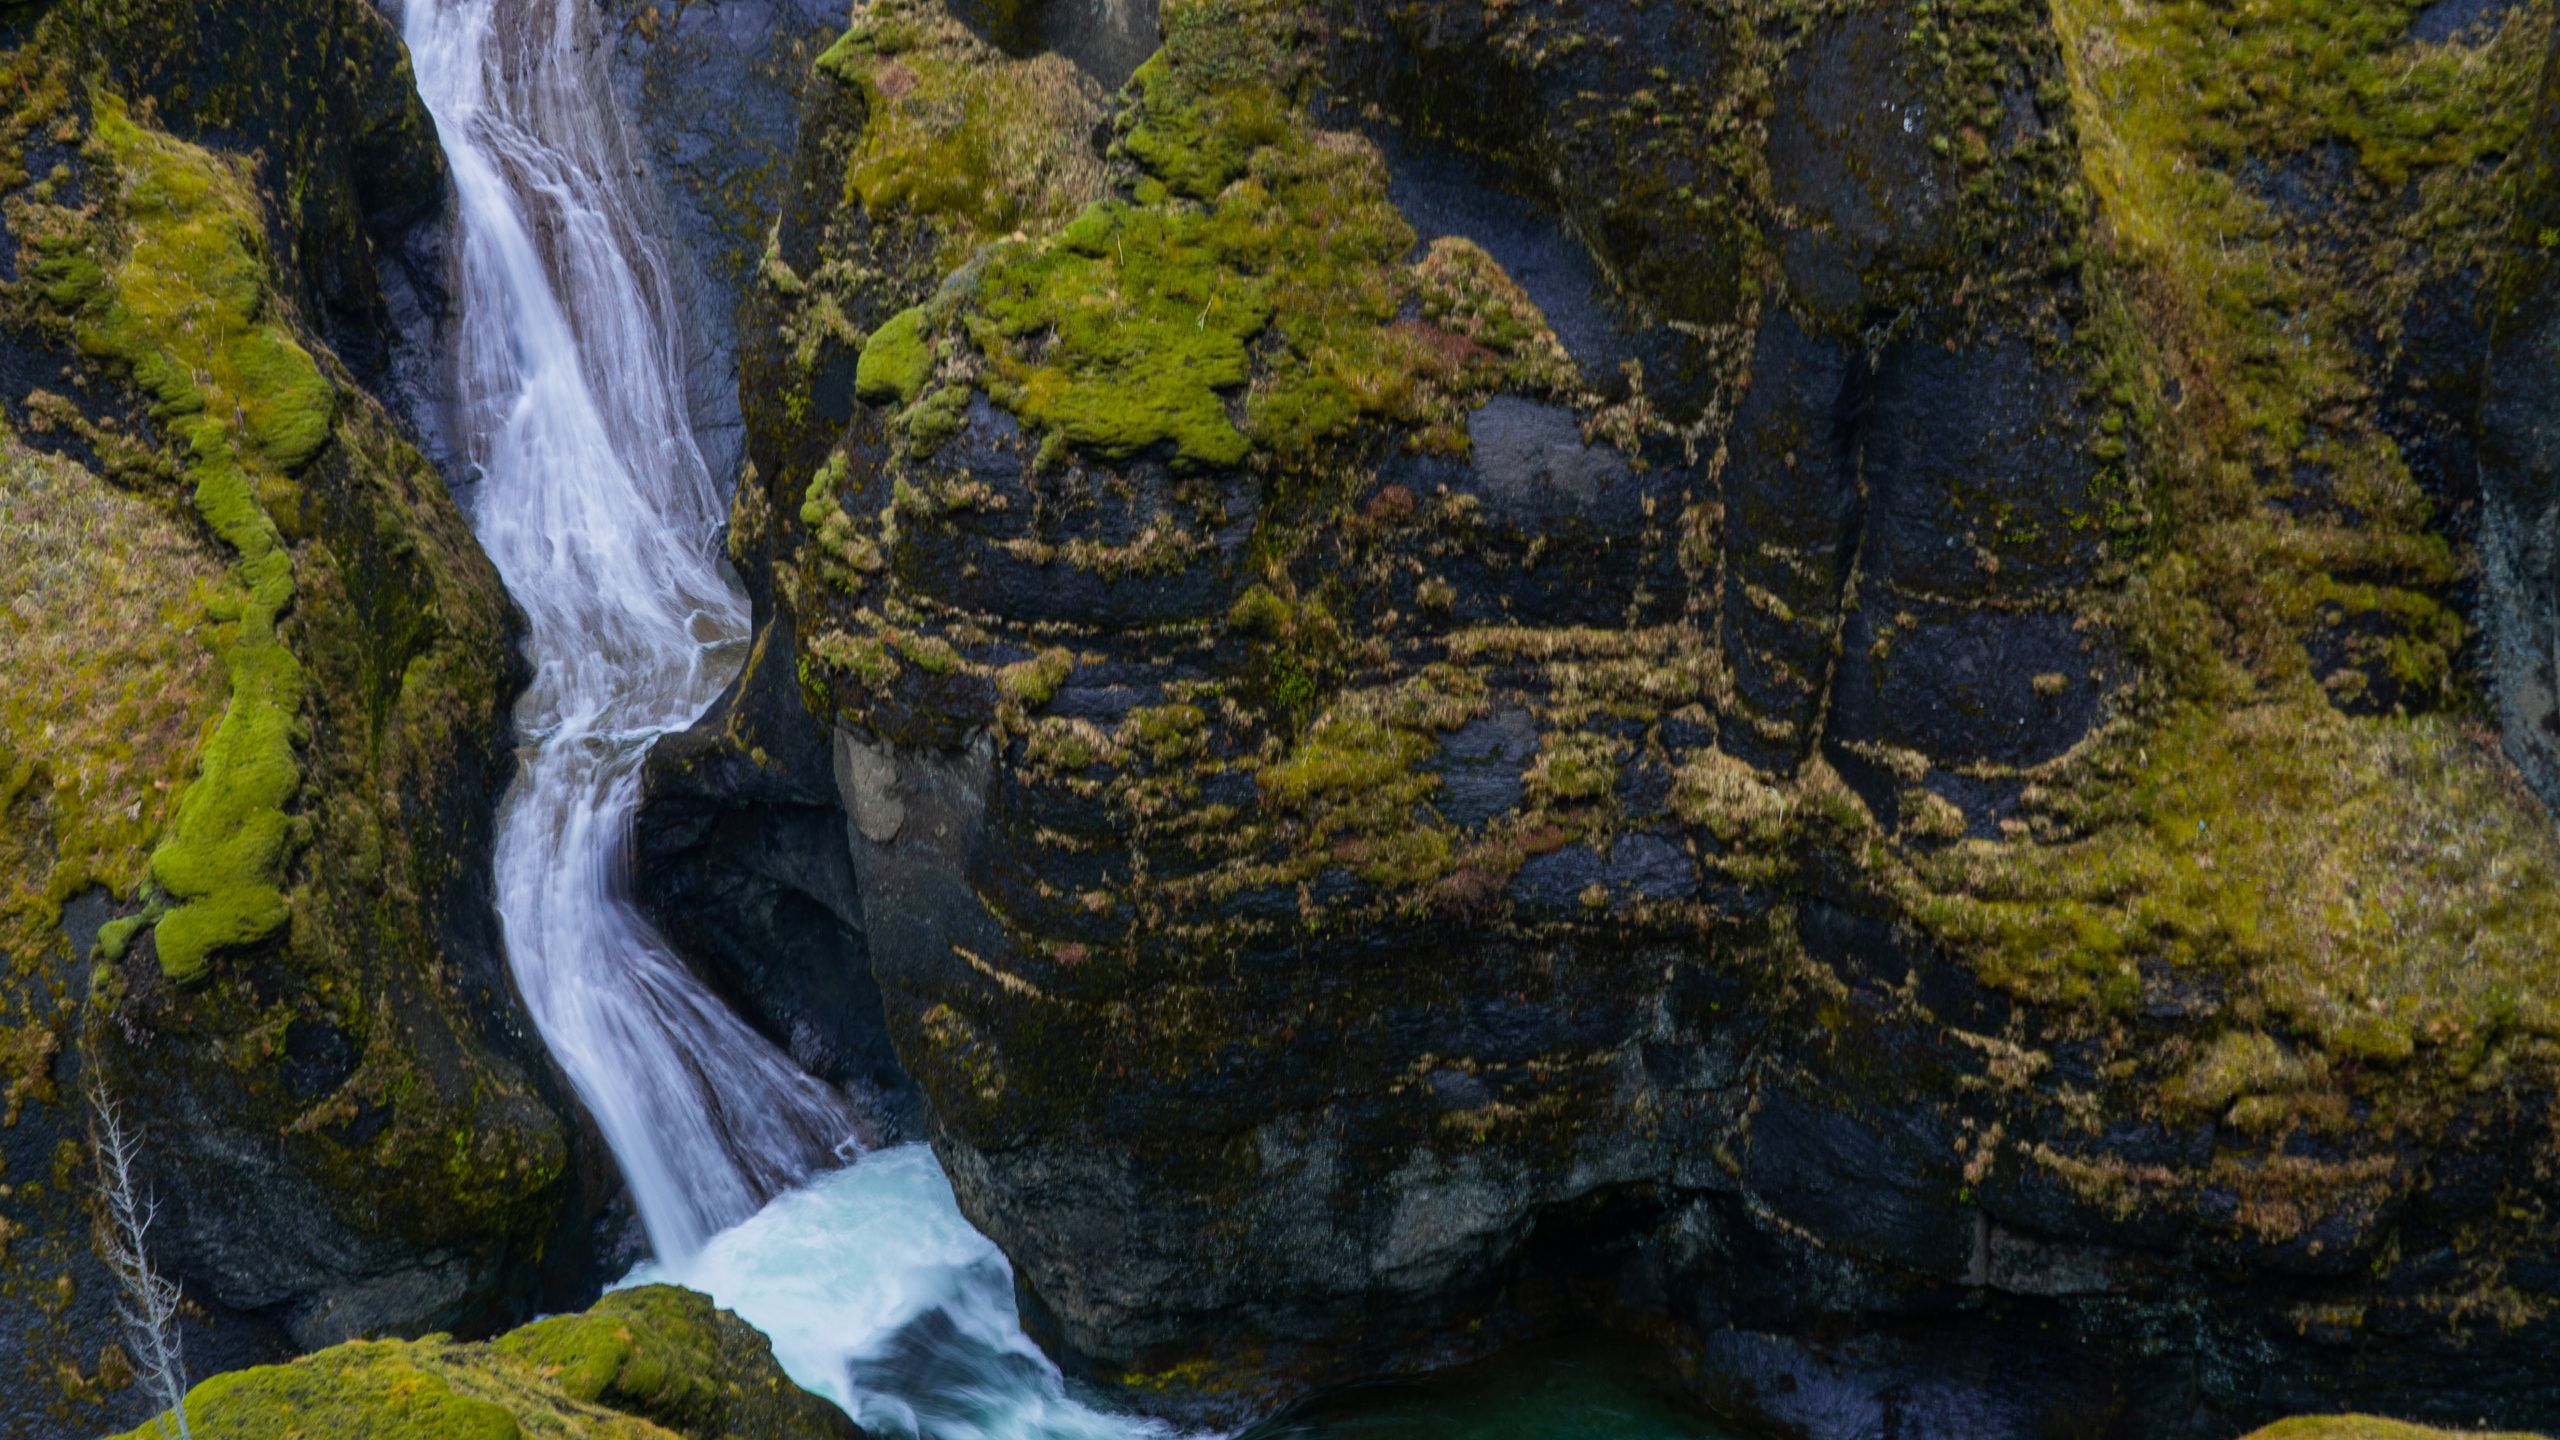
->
[
  {"left": 402, "top": 0, "right": 852, "bottom": 1263},
  {"left": 398, "top": 1, "right": 1177, "bottom": 1434}
]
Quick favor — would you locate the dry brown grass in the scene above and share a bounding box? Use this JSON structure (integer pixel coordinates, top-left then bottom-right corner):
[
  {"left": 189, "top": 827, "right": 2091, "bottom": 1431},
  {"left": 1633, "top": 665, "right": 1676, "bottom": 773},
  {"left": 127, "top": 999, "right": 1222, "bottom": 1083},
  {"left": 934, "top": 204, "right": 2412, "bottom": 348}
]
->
[{"left": 0, "top": 433, "right": 222, "bottom": 986}]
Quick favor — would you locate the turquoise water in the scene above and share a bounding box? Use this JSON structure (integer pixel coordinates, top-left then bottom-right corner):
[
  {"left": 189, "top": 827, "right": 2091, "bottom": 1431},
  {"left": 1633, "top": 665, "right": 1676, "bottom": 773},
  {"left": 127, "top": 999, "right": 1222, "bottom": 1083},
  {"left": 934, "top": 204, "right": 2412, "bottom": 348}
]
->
[{"left": 625, "top": 1143, "right": 1730, "bottom": 1440}]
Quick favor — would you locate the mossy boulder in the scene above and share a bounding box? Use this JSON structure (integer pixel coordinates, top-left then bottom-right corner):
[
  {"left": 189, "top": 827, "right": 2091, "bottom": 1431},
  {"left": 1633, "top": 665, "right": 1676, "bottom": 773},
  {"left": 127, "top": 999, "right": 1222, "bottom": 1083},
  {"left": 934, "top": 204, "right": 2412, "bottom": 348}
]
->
[
  {"left": 497, "top": 1286, "right": 866, "bottom": 1440},
  {"left": 643, "top": 0, "right": 2560, "bottom": 1432},
  {"left": 108, "top": 1286, "right": 864, "bottom": 1440}
]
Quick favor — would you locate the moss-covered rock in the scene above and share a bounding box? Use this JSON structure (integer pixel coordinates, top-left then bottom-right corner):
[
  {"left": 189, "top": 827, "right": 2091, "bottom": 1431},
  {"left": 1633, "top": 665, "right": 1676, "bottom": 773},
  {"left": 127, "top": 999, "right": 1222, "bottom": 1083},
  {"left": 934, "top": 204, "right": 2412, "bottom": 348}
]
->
[
  {"left": 0, "top": 5, "right": 586, "bottom": 1434},
  {"left": 108, "top": 1286, "right": 863, "bottom": 1440},
  {"left": 68, "top": 0, "right": 450, "bottom": 387},
  {"left": 646, "top": 0, "right": 2560, "bottom": 1431}
]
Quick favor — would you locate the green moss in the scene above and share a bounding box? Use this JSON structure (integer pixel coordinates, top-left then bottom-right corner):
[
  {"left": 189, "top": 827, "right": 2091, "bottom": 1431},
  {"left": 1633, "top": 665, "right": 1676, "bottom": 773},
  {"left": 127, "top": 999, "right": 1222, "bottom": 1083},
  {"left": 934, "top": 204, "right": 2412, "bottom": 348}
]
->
[
  {"left": 1240, "top": 673, "right": 1485, "bottom": 888},
  {"left": 801, "top": 452, "right": 888, "bottom": 590},
  {"left": 113, "top": 1285, "right": 850, "bottom": 1440},
  {"left": 1123, "top": 703, "right": 1207, "bottom": 767},
  {"left": 60, "top": 94, "right": 335, "bottom": 981},
  {"left": 2165, "top": 1029, "right": 2336, "bottom": 1132},
  {"left": 92, "top": 914, "right": 146, "bottom": 960},
  {"left": 1907, "top": 703, "right": 2560, "bottom": 1121},
  {"left": 112, "top": 1344, "right": 528, "bottom": 1440},
  {"left": 1227, "top": 584, "right": 1291, "bottom": 637},
  {"left": 1872, "top": 0, "right": 2560, "bottom": 1172},
  {"left": 1260, "top": 715, "right": 1429, "bottom": 808},
  {"left": 890, "top": 628, "right": 962, "bottom": 674},
  {"left": 1118, "top": 0, "right": 1295, "bottom": 201},
  {"left": 1026, "top": 715, "right": 1116, "bottom": 771},
  {"left": 969, "top": 199, "right": 1273, "bottom": 467},
  {"left": 820, "top": 0, "right": 1104, "bottom": 269},
  {"left": 943, "top": 0, "right": 1576, "bottom": 472},
  {"left": 0, "top": 428, "right": 223, "bottom": 989},
  {"left": 1525, "top": 731, "right": 1619, "bottom": 807},
  {"left": 2053, "top": 0, "right": 2548, "bottom": 708},
  {"left": 497, "top": 1287, "right": 735, "bottom": 1424},
  {"left": 809, "top": 627, "right": 902, "bottom": 690},
  {"left": 996, "top": 647, "right": 1075, "bottom": 706},
  {"left": 855, "top": 305, "right": 934, "bottom": 406}
]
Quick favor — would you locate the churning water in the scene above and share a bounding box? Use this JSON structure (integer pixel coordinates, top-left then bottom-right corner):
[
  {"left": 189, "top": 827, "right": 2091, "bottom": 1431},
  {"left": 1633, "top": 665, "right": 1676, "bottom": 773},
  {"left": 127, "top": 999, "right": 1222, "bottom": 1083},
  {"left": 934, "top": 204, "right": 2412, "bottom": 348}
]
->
[
  {"left": 399, "top": 1, "right": 1171, "bottom": 1435},
  {"left": 625, "top": 1145, "right": 1178, "bottom": 1440}
]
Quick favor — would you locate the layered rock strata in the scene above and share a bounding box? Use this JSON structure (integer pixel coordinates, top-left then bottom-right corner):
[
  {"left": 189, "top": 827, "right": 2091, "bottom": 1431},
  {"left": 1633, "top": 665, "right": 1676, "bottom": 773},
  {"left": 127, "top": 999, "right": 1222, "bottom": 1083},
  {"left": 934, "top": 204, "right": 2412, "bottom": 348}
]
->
[{"left": 646, "top": 0, "right": 2560, "bottom": 1431}]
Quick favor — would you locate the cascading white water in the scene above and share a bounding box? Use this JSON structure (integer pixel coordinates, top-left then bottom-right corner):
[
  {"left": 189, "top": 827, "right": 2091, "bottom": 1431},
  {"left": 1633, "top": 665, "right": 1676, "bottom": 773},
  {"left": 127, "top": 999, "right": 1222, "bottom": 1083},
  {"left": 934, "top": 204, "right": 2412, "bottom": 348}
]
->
[
  {"left": 402, "top": 0, "right": 852, "bottom": 1262},
  {"left": 399, "top": 4, "right": 1181, "bottom": 1436}
]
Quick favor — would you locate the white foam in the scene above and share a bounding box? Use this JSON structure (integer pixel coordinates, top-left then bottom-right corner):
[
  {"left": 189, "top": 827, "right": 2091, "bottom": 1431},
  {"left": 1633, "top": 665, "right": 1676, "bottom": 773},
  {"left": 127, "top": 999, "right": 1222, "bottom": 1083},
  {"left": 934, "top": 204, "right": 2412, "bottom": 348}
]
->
[{"left": 628, "top": 1146, "right": 1184, "bottom": 1440}]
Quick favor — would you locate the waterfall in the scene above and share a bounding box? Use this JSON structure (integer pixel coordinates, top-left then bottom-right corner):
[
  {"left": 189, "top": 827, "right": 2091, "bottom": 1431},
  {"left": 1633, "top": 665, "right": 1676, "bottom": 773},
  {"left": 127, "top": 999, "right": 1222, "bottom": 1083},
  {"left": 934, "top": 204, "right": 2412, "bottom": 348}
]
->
[
  {"left": 401, "top": 0, "right": 853, "bottom": 1263},
  {"left": 396, "top": 3, "right": 1180, "bottom": 1435}
]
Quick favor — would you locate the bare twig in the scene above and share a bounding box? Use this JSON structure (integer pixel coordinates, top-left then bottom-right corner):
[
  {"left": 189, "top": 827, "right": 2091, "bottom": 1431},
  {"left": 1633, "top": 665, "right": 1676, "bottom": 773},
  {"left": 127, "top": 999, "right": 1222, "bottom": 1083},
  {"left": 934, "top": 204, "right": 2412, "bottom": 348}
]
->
[{"left": 87, "top": 1076, "right": 191, "bottom": 1440}]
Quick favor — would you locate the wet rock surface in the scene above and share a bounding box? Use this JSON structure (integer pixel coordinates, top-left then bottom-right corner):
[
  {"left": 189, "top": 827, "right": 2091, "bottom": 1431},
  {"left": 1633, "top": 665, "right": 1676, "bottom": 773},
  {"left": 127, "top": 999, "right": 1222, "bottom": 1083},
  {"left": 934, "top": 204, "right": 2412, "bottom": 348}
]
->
[
  {"left": 597, "top": 0, "right": 847, "bottom": 489},
  {"left": 2484, "top": 36, "right": 2560, "bottom": 813}
]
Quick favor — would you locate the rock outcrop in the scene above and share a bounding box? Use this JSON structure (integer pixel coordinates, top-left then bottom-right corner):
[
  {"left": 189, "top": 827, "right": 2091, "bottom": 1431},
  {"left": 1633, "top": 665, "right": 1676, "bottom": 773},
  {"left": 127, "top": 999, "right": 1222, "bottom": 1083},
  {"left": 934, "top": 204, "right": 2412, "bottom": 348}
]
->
[
  {"left": 644, "top": 0, "right": 2560, "bottom": 1431},
  {"left": 0, "top": 4, "right": 593, "bottom": 1433},
  {"left": 2484, "top": 31, "right": 2560, "bottom": 810},
  {"left": 107, "top": 1284, "right": 865, "bottom": 1440}
]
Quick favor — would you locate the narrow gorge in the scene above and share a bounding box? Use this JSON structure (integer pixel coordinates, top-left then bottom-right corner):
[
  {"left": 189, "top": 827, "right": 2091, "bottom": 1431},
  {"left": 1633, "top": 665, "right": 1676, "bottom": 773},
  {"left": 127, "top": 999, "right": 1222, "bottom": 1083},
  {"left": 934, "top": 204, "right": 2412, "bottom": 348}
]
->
[{"left": 1, "top": 0, "right": 2559, "bottom": 1436}]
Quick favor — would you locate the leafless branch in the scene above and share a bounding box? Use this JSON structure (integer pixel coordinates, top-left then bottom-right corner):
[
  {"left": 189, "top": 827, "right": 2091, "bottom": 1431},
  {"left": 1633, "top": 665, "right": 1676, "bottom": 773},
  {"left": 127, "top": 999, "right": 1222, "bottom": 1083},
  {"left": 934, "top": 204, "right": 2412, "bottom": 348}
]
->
[{"left": 87, "top": 1076, "right": 190, "bottom": 1440}]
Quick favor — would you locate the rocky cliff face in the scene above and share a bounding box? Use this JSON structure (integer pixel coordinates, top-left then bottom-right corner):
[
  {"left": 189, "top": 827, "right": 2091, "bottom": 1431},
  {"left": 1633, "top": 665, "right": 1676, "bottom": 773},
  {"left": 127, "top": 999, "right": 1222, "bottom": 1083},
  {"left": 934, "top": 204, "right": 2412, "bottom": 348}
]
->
[
  {"left": 644, "top": 0, "right": 2560, "bottom": 1431},
  {"left": 0, "top": 3, "right": 595, "bottom": 1434},
  {"left": 2485, "top": 29, "right": 2560, "bottom": 812}
]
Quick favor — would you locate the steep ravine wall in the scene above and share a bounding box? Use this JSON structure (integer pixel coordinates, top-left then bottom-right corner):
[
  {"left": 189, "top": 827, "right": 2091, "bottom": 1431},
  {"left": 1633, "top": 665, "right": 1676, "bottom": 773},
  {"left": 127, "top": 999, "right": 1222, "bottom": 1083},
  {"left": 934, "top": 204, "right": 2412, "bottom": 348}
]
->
[
  {"left": 629, "top": 0, "right": 2560, "bottom": 1432},
  {"left": 0, "top": 2, "right": 600, "bottom": 1433},
  {"left": 613, "top": 0, "right": 933, "bottom": 1142}
]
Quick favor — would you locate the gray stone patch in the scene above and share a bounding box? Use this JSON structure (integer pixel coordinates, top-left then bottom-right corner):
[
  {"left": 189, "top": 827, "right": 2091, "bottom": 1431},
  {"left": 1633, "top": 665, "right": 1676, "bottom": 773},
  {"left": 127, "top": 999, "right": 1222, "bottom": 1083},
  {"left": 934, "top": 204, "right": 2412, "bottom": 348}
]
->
[
  {"left": 58, "top": 885, "right": 119, "bottom": 963},
  {"left": 2411, "top": 0, "right": 2527, "bottom": 42},
  {"left": 1466, "top": 396, "right": 1629, "bottom": 522},
  {"left": 1987, "top": 1225, "right": 2124, "bottom": 1298},
  {"left": 1431, "top": 708, "right": 1535, "bottom": 826},
  {"left": 1427, "top": 1067, "right": 1493, "bottom": 1110},
  {"left": 1047, "top": 683, "right": 1143, "bottom": 726},
  {"left": 1513, "top": 835, "right": 1699, "bottom": 908},
  {"left": 832, "top": 728, "right": 905, "bottom": 845}
]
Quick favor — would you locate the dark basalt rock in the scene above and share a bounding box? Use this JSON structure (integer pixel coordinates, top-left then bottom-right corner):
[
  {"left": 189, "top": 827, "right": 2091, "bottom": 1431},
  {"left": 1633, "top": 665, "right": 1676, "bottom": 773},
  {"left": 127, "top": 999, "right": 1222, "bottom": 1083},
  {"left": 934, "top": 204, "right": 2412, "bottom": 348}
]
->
[
  {"left": 644, "top": 0, "right": 2560, "bottom": 1435},
  {"left": 2483, "top": 34, "right": 2560, "bottom": 812},
  {"left": 596, "top": 0, "right": 847, "bottom": 491},
  {"left": 635, "top": 608, "right": 927, "bottom": 1143}
]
